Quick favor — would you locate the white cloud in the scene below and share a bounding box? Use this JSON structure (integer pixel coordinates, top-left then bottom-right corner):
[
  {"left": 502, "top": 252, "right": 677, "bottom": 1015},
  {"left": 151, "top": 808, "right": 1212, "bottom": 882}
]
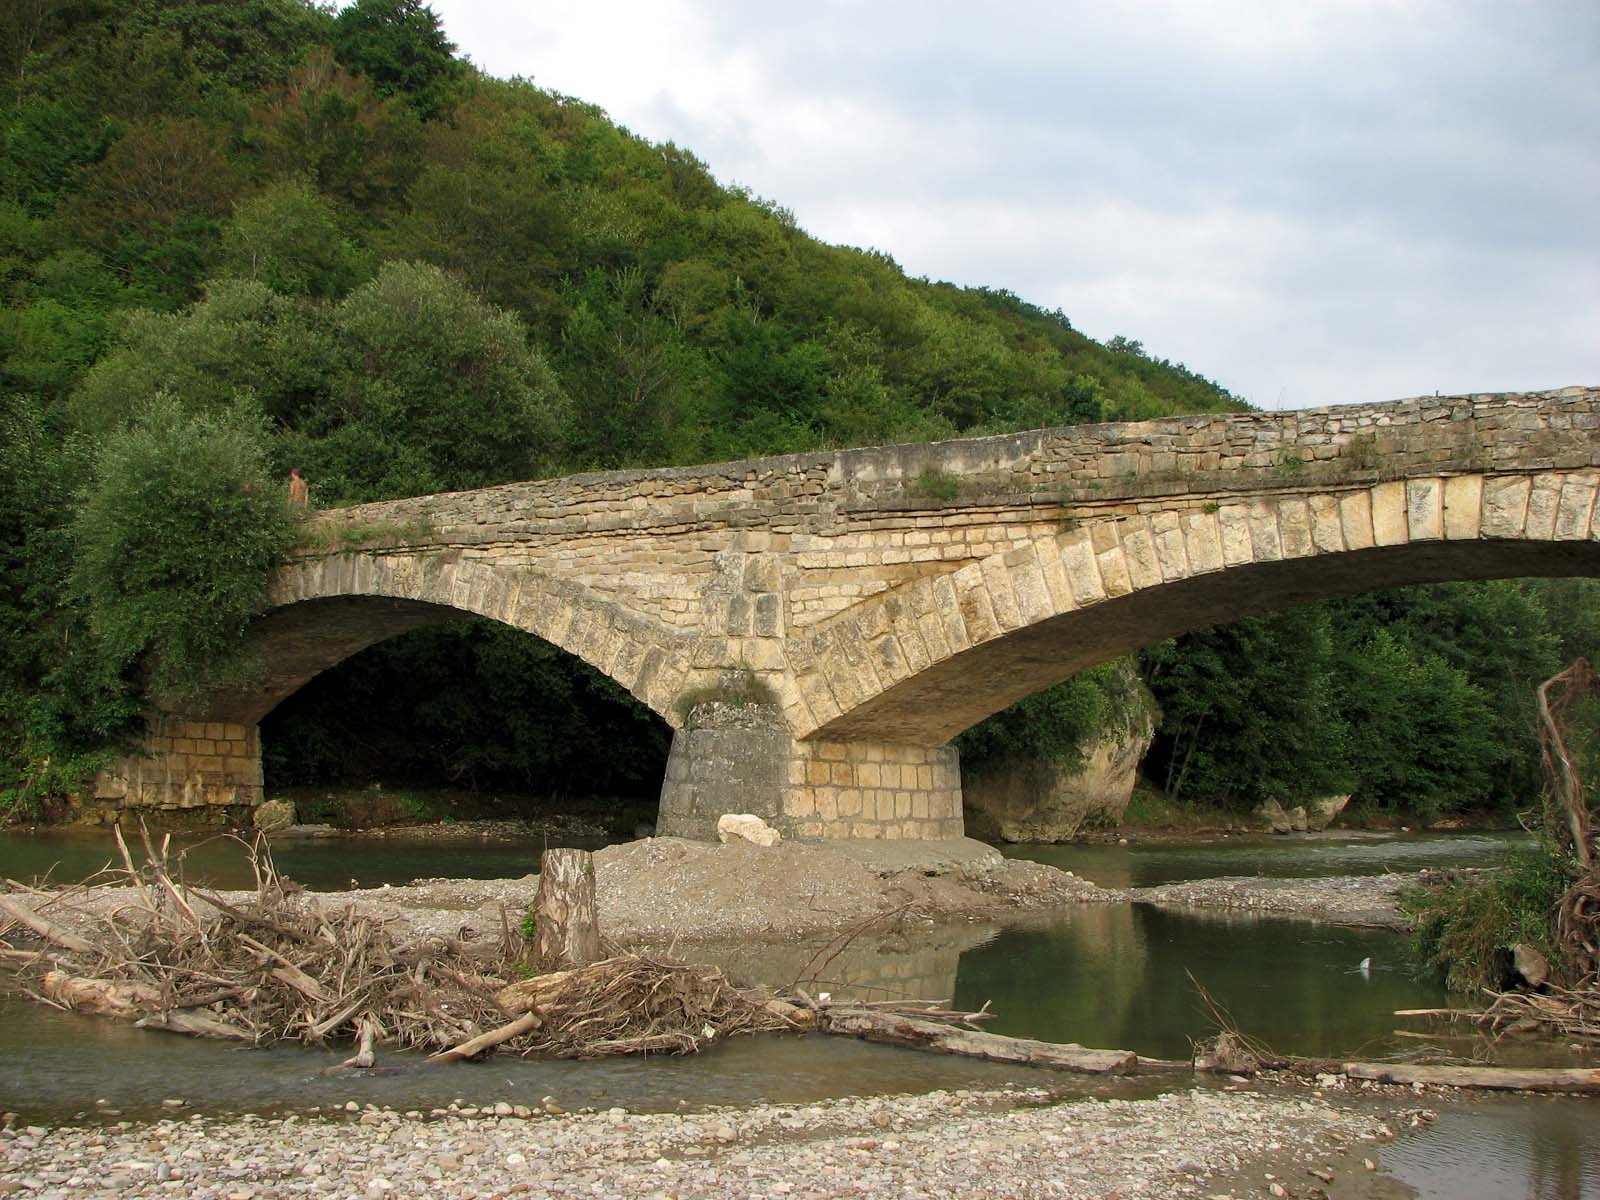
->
[{"left": 428, "top": 0, "right": 1600, "bottom": 406}]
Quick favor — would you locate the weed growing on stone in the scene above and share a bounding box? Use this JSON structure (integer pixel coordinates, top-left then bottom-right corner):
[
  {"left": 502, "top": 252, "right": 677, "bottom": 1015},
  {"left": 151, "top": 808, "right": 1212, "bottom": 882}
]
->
[{"left": 907, "top": 466, "right": 962, "bottom": 502}]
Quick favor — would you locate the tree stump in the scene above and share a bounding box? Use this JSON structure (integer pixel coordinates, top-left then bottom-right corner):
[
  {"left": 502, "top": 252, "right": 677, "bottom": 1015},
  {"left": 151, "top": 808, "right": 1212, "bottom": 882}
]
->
[{"left": 533, "top": 848, "right": 601, "bottom": 969}]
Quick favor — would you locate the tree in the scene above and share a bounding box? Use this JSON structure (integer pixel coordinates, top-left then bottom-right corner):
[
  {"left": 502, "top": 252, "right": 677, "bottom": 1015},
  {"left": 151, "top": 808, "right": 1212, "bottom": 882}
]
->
[
  {"left": 71, "top": 397, "right": 295, "bottom": 710},
  {"left": 333, "top": 0, "right": 463, "bottom": 120},
  {"left": 220, "top": 179, "right": 368, "bottom": 298},
  {"left": 71, "top": 276, "right": 336, "bottom": 433},
  {"left": 304, "top": 260, "right": 568, "bottom": 500},
  {"left": 556, "top": 267, "right": 699, "bottom": 469}
]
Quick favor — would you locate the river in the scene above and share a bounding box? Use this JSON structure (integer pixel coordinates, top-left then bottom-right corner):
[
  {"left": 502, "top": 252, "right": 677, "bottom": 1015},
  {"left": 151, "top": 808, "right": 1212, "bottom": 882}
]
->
[{"left": 1, "top": 826, "right": 1595, "bottom": 1198}]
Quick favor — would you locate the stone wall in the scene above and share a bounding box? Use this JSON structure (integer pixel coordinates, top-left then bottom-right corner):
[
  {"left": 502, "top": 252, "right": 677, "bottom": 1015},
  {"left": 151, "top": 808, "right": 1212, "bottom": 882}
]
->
[
  {"left": 95, "top": 718, "right": 262, "bottom": 815},
  {"left": 296, "top": 388, "right": 1598, "bottom": 642}
]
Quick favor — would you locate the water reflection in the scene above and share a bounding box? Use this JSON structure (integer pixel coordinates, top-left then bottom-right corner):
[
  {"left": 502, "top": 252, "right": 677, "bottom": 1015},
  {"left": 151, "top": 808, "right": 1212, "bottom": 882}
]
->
[
  {"left": 1382, "top": 1096, "right": 1600, "bottom": 1200},
  {"left": 685, "top": 921, "right": 1000, "bottom": 1005},
  {"left": 952, "top": 905, "right": 1445, "bottom": 1061},
  {"left": 0, "top": 826, "right": 604, "bottom": 891}
]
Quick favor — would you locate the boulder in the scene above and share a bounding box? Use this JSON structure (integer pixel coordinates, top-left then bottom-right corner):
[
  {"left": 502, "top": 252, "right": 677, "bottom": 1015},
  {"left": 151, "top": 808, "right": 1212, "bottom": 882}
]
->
[
  {"left": 1254, "top": 797, "right": 1295, "bottom": 834},
  {"left": 1287, "top": 805, "right": 1309, "bottom": 832},
  {"left": 716, "top": 813, "right": 782, "bottom": 847},
  {"left": 1510, "top": 943, "right": 1550, "bottom": 989},
  {"left": 1306, "top": 794, "right": 1350, "bottom": 831},
  {"left": 252, "top": 798, "right": 296, "bottom": 833}
]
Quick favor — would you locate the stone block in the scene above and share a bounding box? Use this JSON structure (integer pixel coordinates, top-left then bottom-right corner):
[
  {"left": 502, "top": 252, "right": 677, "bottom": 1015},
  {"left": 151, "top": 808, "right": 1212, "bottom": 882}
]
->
[
  {"left": 1555, "top": 473, "right": 1597, "bottom": 540},
  {"left": 1440, "top": 475, "right": 1484, "bottom": 539},
  {"left": 1370, "top": 481, "right": 1409, "bottom": 546},
  {"left": 1152, "top": 514, "right": 1190, "bottom": 581},
  {"left": 1180, "top": 511, "right": 1224, "bottom": 574},
  {"left": 1246, "top": 501, "right": 1283, "bottom": 561},
  {"left": 1059, "top": 531, "right": 1106, "bottom": 605},
  {"left": 1120, "top": 520, "right": 1163, "bottom": 589},
  {"left": 1525, "top": 475, "right": 1563, "bottom": 539},
  {"left": 1405, "top": 478, "right": 1444, "bottom": 541},
  {"left": 1480, "top": 476, "right": 1531, "bottom": 537},
  {"left": 1277, "top": 498, "right": 1315, "bottom": 558},
  {"left": 1338, "top": 490, "right": 1375, "bottom": 550}
]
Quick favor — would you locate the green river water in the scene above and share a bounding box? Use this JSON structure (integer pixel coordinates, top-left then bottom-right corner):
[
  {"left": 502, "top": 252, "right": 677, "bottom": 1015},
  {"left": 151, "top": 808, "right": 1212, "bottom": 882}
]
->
[{"left": 1, "top": 827, "right": 1594, "bottom": 1198}]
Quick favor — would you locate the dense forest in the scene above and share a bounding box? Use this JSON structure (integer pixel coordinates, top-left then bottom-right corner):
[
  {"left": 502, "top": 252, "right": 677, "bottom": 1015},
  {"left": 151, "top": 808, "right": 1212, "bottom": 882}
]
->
[{"left": 1, "top": 0, "right": 1595, "bottom": 826}]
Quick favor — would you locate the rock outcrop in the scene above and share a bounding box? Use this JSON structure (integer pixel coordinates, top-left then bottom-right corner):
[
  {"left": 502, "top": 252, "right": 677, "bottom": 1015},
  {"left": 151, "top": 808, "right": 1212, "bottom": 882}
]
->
[{"left": 963, "top": 667, "right": 1157, "bottom": 843}]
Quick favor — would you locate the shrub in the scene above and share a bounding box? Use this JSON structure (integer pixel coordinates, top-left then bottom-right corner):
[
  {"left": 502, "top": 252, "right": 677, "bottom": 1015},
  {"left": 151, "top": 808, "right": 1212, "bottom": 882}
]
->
[
  {"left": 72, "top": 397, "right": 296, "bottom": 710},
  {"left": 1402, "top": 844, "right": 1576, "bottom": 993}
]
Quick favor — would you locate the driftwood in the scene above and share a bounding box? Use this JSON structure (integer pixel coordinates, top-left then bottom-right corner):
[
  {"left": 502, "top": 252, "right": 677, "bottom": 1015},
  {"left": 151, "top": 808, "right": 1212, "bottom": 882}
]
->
[
  {"left": 818, "top": 1007, "right": 1141, "bottom": 1074},
  {"left": 341, "top": 1020, "right": 378, "bottom": 1069},
  {"left": 41, "top": 971, "right": 160, "bottom": 1019},
  {"left": 532, "top": 849, "right": 600, "bottom": 969},
  {"left": 1537, "top": 658, "right": 1596, "bottom": 870},
  {"left": 429, "top": 1011, "right": 544, "bottom": 1062},
  {"left": 136, "top": 1010, "right": 255, "bottom": 1041},
  {"left": 1344, "top": 1062, "right": 1600, "bottom": 1093},
  {"left": 0, "top": 895, "right": 98, "bottom": 955}
]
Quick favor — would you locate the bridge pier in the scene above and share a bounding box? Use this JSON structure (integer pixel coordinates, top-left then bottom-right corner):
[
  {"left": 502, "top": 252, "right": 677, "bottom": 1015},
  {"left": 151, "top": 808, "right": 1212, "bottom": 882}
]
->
[{"left": 655, "top": 702, "right": 964, "bottom": 841}]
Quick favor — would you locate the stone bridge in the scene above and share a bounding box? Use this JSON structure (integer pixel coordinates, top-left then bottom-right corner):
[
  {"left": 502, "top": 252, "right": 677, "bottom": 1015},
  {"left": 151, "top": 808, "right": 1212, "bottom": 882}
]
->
[{"left": 101, "top": 387, "right": 1600, "bottom": 839}]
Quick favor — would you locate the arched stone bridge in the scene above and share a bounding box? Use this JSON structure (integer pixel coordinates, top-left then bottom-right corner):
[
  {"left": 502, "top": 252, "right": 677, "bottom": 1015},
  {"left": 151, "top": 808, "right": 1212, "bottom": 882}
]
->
[{"left": 102, "top": 387, "right": 1600, "bottom": 840}]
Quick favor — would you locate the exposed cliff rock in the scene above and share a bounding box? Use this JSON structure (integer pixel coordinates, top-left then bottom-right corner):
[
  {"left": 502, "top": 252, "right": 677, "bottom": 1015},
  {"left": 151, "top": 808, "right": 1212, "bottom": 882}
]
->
[{"left": 963, "top": 666, "right": 1158, "bottom": 843}]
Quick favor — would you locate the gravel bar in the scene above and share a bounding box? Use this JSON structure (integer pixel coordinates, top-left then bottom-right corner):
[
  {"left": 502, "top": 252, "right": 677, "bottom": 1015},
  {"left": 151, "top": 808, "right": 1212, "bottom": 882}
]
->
[
  {"left": 0, "top": 1085, "right": 1401, "bottom": 1199},
  {"left": 1128, "top": 874, "right": 1413, "bottom": 928}
]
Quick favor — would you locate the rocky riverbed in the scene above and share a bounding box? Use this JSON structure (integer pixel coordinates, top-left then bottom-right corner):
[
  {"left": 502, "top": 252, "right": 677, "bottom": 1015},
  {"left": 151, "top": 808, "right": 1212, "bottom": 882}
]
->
[
  {"left": 0, "top": 1083, "right": 1415, "bottom": 1200},
  {"left": 1129, "top": 874, "right": 1411, "bottom": 928}
]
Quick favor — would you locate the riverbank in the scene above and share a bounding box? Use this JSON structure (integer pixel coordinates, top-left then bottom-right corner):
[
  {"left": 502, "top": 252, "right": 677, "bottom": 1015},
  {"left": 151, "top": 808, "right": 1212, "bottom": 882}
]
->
[{"left": 0, "top": 1081, "right": 1411, "bottom": 1200}]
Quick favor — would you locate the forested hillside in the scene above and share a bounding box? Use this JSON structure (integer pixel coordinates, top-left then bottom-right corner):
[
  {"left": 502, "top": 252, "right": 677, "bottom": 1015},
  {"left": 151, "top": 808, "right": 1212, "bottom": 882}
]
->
[{"left": 2, "top": 0, "right": 1593, "bottom": 824}]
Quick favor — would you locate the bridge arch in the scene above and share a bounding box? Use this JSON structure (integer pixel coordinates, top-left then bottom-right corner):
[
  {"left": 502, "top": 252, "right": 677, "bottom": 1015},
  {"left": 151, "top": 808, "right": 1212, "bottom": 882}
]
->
[
  {"left": 196, "top": 551, "right": 698, "bottom": 729},
  {"left": 787, "top": 471, "right": 1600, "bottom": 745}
]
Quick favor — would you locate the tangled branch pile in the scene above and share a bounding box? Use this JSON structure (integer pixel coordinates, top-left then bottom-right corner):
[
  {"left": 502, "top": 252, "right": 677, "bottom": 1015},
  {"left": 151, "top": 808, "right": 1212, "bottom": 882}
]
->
[{"left": 0, "top": 832, "right": 793, "bottom": 1060}]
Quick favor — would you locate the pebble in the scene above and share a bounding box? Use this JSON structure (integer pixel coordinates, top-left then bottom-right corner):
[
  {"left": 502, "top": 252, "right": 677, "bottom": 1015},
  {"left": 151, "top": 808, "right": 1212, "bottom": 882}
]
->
[{"left": 0, "top": 1086, "right": 1398, "bottom": 1199}]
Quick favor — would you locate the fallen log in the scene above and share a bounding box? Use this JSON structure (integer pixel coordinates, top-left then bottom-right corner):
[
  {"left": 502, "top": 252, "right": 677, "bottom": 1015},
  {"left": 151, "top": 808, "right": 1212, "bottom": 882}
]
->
[
  {"left": 42, "top": 970, "right": 161, "bottom": 1019},
  {"left": 428, "top": 1010, "right": 543, "bottom": 1062},
  {"left": 818, "top": 1007, "right": 1139, "bottom": 1074},
  {"left": 1343, "top": 1062, "right": 1600, "bottom": 1093},
  {"left": 0, "top": 896, "right": 98, "bottom": 955},
  {"left": 136, "top": 1010, "right": 256, "bottom": 1042}
]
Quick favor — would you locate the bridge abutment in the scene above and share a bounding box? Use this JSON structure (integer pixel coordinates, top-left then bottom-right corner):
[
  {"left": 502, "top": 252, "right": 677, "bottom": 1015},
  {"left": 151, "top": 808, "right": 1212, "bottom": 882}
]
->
[
  {"left": 656, "top": 702, "right": 963, "bottom": 841},
  {"left": 93, "top": 717, "right": 263, "bottom": 817}
]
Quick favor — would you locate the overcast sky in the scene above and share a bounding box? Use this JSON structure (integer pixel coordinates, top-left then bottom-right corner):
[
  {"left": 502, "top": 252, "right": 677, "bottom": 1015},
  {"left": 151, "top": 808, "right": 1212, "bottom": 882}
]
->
[{"left": 426, "top": 0, "right": 1599, "bottom": 410}]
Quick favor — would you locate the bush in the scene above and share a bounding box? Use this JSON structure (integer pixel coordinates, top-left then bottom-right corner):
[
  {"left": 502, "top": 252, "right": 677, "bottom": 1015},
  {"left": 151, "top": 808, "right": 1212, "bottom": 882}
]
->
[
  {"left": 1402, "top": 844, "right": 1577, "bottom": 993},
  {"left": 72, "top": 397, "right": 296, "bottom": 710}
]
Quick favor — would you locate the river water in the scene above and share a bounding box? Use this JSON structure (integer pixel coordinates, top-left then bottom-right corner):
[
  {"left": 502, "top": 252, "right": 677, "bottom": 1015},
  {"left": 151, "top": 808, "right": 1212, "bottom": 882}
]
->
[{"left": 1, "top": 827, "right": 1595, "bottom": 1197}]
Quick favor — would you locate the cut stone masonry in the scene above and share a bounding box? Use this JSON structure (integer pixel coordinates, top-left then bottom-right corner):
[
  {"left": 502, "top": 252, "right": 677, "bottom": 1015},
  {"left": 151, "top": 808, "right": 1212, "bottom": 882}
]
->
[{"left": 99, "top": 388, "right": 1600, "bottom": 839}]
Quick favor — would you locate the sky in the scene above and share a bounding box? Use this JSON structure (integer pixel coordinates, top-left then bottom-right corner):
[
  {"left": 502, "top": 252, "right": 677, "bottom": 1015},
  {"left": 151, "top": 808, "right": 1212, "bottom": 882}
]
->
[{"left": 425, "top": 0, "right": 1599, "bottom": 410}]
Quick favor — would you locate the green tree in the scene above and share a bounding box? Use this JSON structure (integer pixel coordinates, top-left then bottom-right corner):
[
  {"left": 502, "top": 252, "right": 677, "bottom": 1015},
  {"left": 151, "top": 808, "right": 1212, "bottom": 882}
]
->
[
  {"left": 71, "top": 396, "right": 295, "bottom": 710},
  {"left": 301, "top": 259, "right": 568, "bottom": 500},
  {"left": 556, "top": 267, "right": 700, "bottom": 469},
  {"left": 72, "top": 276, "right": 336, "bottom": 432},
  {"left": 219, "top": 178, "right": 368, "bottom": 298},
  {"left": 333, "top": 0, "right": 463, "bottom": 120}
]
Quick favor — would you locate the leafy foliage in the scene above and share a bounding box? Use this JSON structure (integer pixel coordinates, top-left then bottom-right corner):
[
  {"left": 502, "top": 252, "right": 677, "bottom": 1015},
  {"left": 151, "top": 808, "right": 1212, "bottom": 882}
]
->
[
  {"left": 71, "top": 397, "right": 295, "bottom": 709},
  {"left": 1403, "top": 846, "right": 1577, "bottom": 992}
]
